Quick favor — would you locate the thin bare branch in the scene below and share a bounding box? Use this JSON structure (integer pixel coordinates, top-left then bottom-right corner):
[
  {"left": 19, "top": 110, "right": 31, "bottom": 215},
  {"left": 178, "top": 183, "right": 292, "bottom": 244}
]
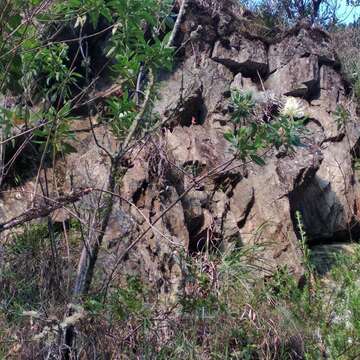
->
[{"left": 0, "top": 188, "right": 93, "bottom": 232}]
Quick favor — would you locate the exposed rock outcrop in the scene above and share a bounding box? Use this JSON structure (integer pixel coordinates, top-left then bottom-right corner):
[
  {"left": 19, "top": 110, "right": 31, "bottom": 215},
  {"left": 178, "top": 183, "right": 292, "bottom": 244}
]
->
[
  {"left": 102, "top": 0, "right": 360, "bottom": 293},
  {"left": 1, "top": 0, "right": 360, "bottom": 301}
]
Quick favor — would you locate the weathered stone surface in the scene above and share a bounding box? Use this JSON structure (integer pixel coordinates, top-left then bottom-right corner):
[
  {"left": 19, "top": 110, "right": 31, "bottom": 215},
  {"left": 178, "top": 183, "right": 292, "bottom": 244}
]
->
[
  {"left": 199, "top": 58, "right": 234, "bottom": 114},
  {"left": 228, "top": 180, "right": 254, "bottom": 228},
  {"left": 228, "top": 147, "right": 323, "bottom": 275},
  {"left": 212, "top": 34, "right": 268, "bottom": 75},
  {"left": 155, "top": 57, "right": 233, "bottom": 128},
  {"left": 164, "top": 125, "right": 233, "bottom": 169},
  {"left": 318, "top": 65, "right": 346, "bottom": 111},
  {"left": 268, "top": 28, "right": 338, "bottom": 73},
  {"left": 230, "top": 73, "right": 259, "bottom": 93},
  {"left": 265, "top": 55, "right": 319, "bottom": 97}
]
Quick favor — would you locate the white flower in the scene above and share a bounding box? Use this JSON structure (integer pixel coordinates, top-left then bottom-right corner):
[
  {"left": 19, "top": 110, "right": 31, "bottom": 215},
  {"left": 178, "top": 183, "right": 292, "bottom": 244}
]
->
[
  {"left": 118, "top": 111, "right": 131, "bottom": 119},
  {"left": 280, "top": 97, "right": 305, "bottom": 119}
]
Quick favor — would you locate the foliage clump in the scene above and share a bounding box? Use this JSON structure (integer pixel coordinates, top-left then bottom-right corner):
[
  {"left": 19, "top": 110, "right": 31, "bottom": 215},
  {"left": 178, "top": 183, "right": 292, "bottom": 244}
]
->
[
  {"left": 0, "top": 0, "right": 173, "bottom": 153},
  {"left": 224, "top": 90, "right": 305, "bottom": 165}
]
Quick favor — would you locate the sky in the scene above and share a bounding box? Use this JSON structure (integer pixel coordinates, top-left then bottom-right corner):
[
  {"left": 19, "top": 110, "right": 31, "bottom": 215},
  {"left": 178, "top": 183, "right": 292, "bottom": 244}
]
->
[{"left": 336, "top": 0, "right": 360, "bottom": 23}]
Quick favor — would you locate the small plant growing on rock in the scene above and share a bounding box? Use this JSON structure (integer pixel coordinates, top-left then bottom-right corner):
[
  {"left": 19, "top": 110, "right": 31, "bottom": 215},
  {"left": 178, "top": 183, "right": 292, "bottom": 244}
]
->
[
  {"left": 224, "top": 91, "right": 306, "bottom": 165},
  {"left": 333, "top": 104, "right": 350, "bottom": 131},
  {"left": 230, "top": 90, "right": 255, "bottom": 125}
]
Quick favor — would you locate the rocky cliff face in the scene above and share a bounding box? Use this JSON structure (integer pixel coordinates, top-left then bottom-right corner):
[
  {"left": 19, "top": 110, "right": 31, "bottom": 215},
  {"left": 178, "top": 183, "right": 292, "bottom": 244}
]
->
[{"left": 1, "top": 0, "right": 360, "bottom": 300}]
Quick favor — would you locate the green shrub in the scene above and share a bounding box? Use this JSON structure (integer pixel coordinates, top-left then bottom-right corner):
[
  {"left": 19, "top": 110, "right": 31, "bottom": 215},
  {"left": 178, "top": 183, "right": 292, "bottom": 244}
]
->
[{"left": 224, "top": 91, "right": 306, "bottom": 165}]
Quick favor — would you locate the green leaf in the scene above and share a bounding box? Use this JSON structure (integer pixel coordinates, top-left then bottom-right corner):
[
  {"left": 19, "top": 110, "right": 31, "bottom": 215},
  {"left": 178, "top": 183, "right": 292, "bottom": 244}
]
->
[
  {"left": 100, "top": 6, "right": 113, "bottom": 22},
  {"left": 7, "top": 14, "right": 22, "bottom": 29},
  {"left": 223, "top": 131, "right": 234, "bottom": 143},
  {"left": 250, "top": 154, "right": 266, "bottom": 166}
]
